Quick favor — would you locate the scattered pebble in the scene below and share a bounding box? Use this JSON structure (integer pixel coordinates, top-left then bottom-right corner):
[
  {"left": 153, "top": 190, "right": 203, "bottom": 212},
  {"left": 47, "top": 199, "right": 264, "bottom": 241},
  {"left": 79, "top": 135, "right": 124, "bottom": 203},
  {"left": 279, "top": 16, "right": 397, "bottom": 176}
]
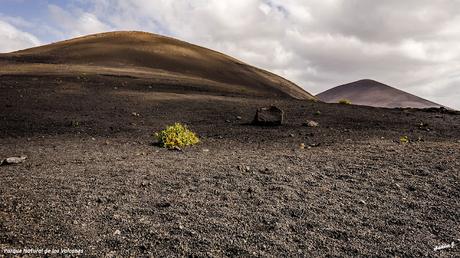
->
[
  {"left": 202, "top": 149, "right": 210, "bottom": 152},
  {"left": 1, "top": 156, "right": 27, "bottom": 166},
  {"left": 170, "top": 146, "right": 183, "bottom": 152},
  {"left": 434, "top": 241, "right": 456, "bottom": 251},
  {"left": 236, "top": 116, "right": 242, "bottom": 120},
  {"left": 237, "top": 165, "right": 251, "bottom": 172},
  {"left": 113, "top": 230, "right": 121, "bottom": 236},
  {"left": 299, "top": 143, "right": 305, "bottom": 149},
  {"left": 140, "top": 181, "right": 150, "bottom": 187},
  {"left": 260, "top": 168, "right": 272, "bottom": 174},
  {"left": 303, "top": 120, "right": 319, "bottom": 127}
]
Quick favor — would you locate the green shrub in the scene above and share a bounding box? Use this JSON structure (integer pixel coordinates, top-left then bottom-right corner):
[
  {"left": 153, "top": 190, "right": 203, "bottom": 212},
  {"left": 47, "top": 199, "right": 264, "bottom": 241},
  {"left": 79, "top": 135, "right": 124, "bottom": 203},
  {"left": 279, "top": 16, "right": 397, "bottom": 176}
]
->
[
  {"left": 400, "top": 135, "right": 410, "bottom": 144},
  {"left": 338, "top": 99, "right": 352, "bottom": 105},
  {"left": 70, "top": 120, "right": 80, "bottom": 127},
  {"left": 154, "top": 123, "right": 199, "bottom": 149}
]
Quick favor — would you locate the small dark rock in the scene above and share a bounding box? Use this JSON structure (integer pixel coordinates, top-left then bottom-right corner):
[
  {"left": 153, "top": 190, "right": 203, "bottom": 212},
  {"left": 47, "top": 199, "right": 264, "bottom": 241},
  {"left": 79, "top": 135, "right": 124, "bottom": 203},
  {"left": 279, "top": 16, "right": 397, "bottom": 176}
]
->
[
  {"left": 407, "top": 185, "right": 417, "bottom": 192},
  {"left": 157, "top": 202, "right": 172, "bottom": 208},
  {"left": 252, "top": 106, "right": 284, "bottom": 126}
]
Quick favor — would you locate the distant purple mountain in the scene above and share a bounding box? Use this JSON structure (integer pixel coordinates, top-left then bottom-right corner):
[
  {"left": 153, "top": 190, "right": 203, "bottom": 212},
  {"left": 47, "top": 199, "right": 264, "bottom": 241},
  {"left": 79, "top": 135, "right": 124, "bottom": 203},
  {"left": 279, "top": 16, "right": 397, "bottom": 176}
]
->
[{"left": 317, "top": 79, "right": 443, "bottom": 109}]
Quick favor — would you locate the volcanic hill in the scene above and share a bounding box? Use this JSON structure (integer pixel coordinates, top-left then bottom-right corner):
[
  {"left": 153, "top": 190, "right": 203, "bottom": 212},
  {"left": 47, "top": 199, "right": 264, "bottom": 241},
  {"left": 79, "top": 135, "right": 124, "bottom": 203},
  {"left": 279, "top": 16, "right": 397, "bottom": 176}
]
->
[
  {"left": 317, "top": 79, "right": 442, "bottom": 108},
  {"left": 0, "top": 31, "right": 314, "bottom": 100}
]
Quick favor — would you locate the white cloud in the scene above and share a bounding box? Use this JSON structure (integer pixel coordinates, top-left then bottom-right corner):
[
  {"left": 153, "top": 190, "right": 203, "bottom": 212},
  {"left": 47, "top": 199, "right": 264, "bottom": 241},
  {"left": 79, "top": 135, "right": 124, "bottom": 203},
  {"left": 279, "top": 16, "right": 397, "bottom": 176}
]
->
[
  {"left": 0, "top": 20, "right": 40, "bottom": 53},
  {"left": 0, "top": 14, "right": 34, "bottom": 28},
  {"left": 48, "top": 4, "right": 112, "bottom": 38}
]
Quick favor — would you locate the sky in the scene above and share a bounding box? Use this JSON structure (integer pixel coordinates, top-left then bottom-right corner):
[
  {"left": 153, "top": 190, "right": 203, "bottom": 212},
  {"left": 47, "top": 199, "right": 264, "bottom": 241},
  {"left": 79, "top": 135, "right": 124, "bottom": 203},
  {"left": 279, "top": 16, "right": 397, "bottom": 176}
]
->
[{"left": 0, "top": 0, "right": 459, "bottom": 109}]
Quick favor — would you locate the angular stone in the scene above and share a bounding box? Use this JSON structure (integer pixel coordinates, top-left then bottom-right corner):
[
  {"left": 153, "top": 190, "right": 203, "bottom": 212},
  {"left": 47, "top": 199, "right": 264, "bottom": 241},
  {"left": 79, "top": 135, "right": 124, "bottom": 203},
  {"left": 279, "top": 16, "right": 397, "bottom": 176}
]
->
[
  {"left": 1, "top": 156, "right": 27, "bottom": 166},
  {"left": 252, "top": 106, "right": 284, "bottom": 126},
  {"left": 303, "top": 120, "right": 319, "bottom": 127}
]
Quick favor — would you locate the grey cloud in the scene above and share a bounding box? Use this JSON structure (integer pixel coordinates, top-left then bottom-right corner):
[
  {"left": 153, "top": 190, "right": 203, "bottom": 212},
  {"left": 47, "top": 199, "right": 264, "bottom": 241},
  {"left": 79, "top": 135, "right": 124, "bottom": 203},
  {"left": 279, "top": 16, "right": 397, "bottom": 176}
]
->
[
  {"left": 316, "top": 0, "right": 460, "bottom": 43},
  {"left": 0, "top": 20, "right": 40, "bottom": 52}
]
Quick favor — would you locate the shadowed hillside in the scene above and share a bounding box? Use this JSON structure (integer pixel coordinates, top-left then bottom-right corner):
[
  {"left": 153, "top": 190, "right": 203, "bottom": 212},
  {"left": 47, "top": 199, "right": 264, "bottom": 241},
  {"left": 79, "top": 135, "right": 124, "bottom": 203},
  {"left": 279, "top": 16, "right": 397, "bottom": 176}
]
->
[
  {"left": 317, "top": 79, "right": 442, "bottom": 108},
  {"left": 0, "top": 31, "right": 314, "bottom": 100}
]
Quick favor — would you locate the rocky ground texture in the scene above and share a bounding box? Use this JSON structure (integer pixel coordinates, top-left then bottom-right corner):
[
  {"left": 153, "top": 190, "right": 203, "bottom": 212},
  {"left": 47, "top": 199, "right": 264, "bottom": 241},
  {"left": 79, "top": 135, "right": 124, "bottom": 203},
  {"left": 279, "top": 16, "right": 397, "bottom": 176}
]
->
[{"left": 1, "top": 75, "right": 459, "bottom": 257}]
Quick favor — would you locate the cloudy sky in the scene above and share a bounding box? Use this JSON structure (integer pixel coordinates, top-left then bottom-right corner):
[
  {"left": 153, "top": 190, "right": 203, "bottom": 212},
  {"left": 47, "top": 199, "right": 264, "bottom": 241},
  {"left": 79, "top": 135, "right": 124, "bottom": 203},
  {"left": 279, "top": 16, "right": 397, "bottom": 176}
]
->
[{"left": 1, "top": 0, "right": 459, "bottom": 109}]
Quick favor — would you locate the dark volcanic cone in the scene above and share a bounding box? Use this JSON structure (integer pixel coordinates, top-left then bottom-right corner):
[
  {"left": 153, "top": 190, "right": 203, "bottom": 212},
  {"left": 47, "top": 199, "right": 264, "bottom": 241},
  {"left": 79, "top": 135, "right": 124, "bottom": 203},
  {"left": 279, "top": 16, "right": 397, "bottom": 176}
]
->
[{"left": 0, "top": 31, "right": 314, "bottom": 100}]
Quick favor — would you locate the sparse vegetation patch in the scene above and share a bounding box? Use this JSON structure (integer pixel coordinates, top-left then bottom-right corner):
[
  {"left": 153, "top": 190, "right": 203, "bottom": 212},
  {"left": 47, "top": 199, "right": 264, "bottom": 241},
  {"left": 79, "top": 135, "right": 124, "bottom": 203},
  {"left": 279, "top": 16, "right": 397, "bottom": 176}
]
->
[
  {"left": 400, "top": 135, "right": 410, "bottom": 144},
  {"left": 338, "top": 99, "right": 352, "bottom": 105},
  {"left": 154, "top": 123, "right": 200, "bottom": 149}
]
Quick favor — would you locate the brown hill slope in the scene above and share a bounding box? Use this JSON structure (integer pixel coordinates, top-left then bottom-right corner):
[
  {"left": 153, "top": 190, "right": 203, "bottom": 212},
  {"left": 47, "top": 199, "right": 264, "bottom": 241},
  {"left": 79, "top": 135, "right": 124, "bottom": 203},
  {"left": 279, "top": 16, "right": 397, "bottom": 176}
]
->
[
  {"left": 317, "top": 79, "right": 442, "bottom": 108},
  {"left": 0, "top": 31, "right": 314, "bottom": 100}
]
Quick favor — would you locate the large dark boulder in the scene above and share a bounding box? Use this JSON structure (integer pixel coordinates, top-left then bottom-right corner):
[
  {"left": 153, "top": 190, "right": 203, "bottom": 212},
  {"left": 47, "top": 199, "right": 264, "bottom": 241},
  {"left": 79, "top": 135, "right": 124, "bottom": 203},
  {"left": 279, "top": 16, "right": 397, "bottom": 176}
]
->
[{"left": 252, "top": 106, "right": 284, "bottom": 126}]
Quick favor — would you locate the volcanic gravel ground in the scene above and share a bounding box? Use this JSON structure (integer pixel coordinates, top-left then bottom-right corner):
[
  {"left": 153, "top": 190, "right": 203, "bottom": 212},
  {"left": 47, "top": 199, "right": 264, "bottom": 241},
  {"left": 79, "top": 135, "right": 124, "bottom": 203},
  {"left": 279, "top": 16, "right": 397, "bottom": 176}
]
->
[{"left": 1, "top": 75, "right": 459, "bottom": 257}]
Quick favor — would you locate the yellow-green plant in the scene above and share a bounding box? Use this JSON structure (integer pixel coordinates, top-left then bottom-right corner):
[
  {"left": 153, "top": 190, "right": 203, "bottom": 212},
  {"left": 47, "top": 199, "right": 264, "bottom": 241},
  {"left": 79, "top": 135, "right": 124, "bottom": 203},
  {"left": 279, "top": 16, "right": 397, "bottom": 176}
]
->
[
  {"left": 154, "top": 123, "right": 199, "bottom": 149},
  {"left": 400, "top": 136, "right": 410, "bottom": 144},
  {"left": 338, "top": 99, "right": 352, "bottom": 105}
]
